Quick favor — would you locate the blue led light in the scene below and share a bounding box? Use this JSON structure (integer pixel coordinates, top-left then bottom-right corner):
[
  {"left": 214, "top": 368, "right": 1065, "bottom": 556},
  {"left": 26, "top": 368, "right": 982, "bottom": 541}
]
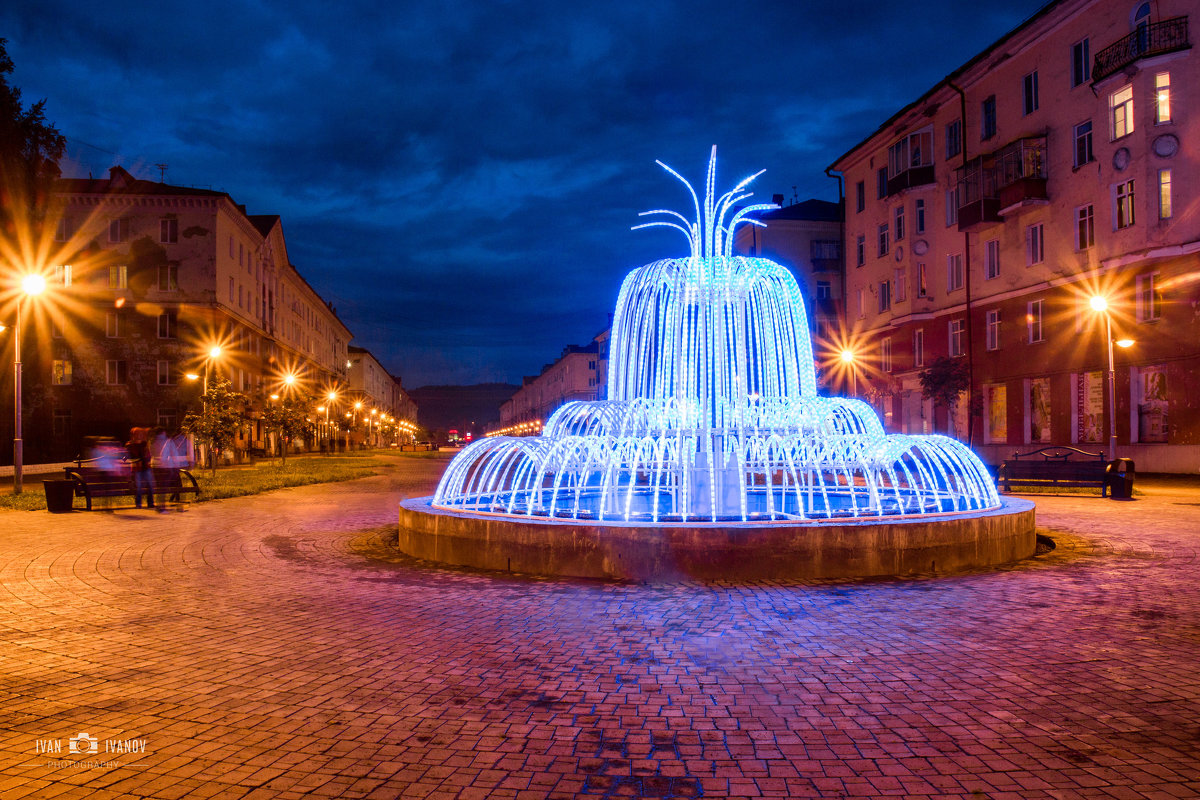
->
[{"left": 434, "top": 148, "right": 1000, "bottom": 522}]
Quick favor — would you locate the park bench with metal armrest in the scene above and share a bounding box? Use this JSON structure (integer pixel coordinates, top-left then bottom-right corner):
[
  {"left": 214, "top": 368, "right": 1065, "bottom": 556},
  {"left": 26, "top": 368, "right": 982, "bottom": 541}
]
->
[
  {"left": 997, "top": 446, "right": 1109, "bottom": 496},
  {"left": 65, "top": 457, "right": 200, "bottom": 510}
]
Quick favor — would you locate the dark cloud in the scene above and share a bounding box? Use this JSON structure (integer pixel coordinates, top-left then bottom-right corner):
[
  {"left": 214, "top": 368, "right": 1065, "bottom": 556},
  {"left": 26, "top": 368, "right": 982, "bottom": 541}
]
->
[{"left": 2, "top": 0, "right": 1045, "bottom": 385}]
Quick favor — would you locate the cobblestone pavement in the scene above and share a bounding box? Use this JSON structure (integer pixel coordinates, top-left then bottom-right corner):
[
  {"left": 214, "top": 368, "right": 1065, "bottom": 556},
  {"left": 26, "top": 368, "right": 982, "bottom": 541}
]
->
[{"left": 1, "top": 453, "right": 1198, "bottom": 799}]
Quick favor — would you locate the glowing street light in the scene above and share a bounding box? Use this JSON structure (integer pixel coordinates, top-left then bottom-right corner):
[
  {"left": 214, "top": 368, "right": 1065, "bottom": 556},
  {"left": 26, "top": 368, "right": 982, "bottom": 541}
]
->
[
  {"left": 12, "top": 273, "right": 47, "bottom": 494},
  {"left": 839, "top": 348, "right": 858, "bottom": 398},
  {"left": 1088, "top": 294, "right": 1134, "bottom": 462}
]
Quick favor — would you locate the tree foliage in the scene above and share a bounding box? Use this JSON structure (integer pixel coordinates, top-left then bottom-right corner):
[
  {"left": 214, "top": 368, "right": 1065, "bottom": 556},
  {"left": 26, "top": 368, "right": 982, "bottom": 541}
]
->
[
  {"left": 260, "top": 391, "right": 312, "bottom": 465},
  {"left": 182, "top": 378, "right": 248, "bottom": 475},
  {"left": 0, "top": 39, "right": 66, "bottom": 240},
  {"left": 918, "top": 356, "right": 970, "bottom": 411}
]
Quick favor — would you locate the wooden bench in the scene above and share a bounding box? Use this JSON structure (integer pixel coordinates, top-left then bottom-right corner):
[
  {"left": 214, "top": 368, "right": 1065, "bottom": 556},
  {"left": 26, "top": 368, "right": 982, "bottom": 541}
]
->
[
  {"left": 65, "top": 460, "right": 200, "bottom": 510},
  {"left": 997, "top": 446, "right": 1109, "bottom": 496}
]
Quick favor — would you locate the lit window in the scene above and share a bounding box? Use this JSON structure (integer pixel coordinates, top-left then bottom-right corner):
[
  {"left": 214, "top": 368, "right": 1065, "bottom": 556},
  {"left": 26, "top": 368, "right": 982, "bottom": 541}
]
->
[
  {"left": 52, "top": 360, "right": 73, "bottom": 386},
  {"left": 949, "top": 319, "right": 965, "bottom": 357},
  {"left": 1023, "top": 71, "right": 1039, "bottom": 115},
  {"left": 1027, "top": 299, "right": 1044, "bottom": 343},
  {"left": 1110, "top": 85, "right": 1134, "bottom": 139},
  {"left": 1158, "top": 169, "right": 1172, "bottom": 219},
  {"left": 947, "top": 253, "right": 963, "bottom": 292},
  {"left": 53, "top": 264, "right": 72, "bottom": 286},
  {"left": 986, "top": 310, "right": 1001, "bottom": 351},
  {"left": 984, "top": 239, "right": 1000, "bottom": 280},
  {"left": 1073, "top": 121, "right": 1093, "bottom": 167},
  {"left": 1137, "top": 272, "right": 1161, "bottom": 321},
  {"left": 108, "top": 264, "right": 128, "bottom": 289},
  {"left": 160, "top": 218, "right": 178, "bottom": 243},
  {"left": 1071, "top": 38, "right": 1090, "bottom": 87},
  {"left": 917, "top": 263, "right": 928, "bottom": 298},
  {"left": 1115, "top": 180, "right": 1136, "bottom": 229},
  {"left": 1026, "top": 223, "right": 1045, "bottom": 265},
  {"left": 913, "top": 329, "right": 925, "bottom": 367},
  {"left": 1076, "top": 205, "right": 1095, "bottom": 250},
  {"left": 1155, "top": 73, "right": 1171, "bottom": 124}
]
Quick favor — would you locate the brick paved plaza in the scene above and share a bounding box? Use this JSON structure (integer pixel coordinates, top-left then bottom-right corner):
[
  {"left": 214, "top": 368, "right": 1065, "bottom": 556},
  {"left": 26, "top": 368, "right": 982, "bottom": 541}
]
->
[{"left": 1, "top": 452, "right": 1198, "bottom": 799}]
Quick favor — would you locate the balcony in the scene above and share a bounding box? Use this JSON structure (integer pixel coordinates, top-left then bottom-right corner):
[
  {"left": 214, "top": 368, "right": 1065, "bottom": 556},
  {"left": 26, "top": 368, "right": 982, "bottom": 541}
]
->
[
  {"left": 1093, "top": 16, "right": 1190, "bottom": 83},
  {"left": 886, "top": 164, "right": 935, "bottom": 197},
  {"left": 956, "top": 137, "right": 1047, "bottom": 230}
]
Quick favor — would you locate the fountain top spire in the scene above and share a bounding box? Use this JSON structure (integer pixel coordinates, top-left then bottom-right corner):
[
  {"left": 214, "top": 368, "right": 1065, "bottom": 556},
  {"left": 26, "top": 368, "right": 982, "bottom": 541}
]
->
[{"left": 632, "top": 146, "right": 779, "bottom": 260}]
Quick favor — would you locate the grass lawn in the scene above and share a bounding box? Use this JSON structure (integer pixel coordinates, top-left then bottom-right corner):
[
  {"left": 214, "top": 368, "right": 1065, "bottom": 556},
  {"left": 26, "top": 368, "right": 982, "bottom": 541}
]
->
[{"left": 0, "top": 451, "right": 441, "bottom": 511}]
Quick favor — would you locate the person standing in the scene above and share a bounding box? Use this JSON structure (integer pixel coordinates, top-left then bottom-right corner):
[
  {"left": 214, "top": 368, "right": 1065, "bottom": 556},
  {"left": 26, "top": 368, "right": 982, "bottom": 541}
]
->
[{"left": 127, "top": 427, "right": 156, "bottom": 509}]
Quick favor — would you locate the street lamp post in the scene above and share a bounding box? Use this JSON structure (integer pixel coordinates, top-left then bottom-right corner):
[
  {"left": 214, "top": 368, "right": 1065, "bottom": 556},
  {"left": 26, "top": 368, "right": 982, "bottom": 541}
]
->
[
  {"left": 1089, "top": 296, "right": 1134, "bottom": 462},
  {"left": 13, "top": 274, "right": 47, "bottom": 495},
  {"left": 839, "top": 348, "right": 857, "bottom": 398}
]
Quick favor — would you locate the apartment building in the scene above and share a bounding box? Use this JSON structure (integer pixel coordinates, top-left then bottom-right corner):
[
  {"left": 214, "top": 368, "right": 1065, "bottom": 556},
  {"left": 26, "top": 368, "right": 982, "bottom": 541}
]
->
[
  {"left": 14, "top": 166, "right": 358, "bottom": 461},
  {"left": 346, "top": 345, "right": 418, "bottom": 444},
  {"left": 498, "top": 340, "right": 603, "bottom": 431},
  {"left": 829, "top": 0, "right": 1196, "bottom": 471}
]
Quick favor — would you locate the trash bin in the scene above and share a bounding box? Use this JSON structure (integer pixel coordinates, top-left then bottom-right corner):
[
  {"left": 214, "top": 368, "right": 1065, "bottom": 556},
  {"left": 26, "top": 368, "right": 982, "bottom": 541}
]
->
[
  {"left": 1106, "top": 458, "right": 1135, "bottom": 499},
  {"left": 43, "top": 479, "right": 76, "bottom": 513}
]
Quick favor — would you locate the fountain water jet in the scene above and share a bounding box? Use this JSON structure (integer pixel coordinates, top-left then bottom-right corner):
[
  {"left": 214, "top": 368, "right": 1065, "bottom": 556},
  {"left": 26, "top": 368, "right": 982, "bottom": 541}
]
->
[{"left": 401, "top": 148, "right": 1033, "bottom": 579}]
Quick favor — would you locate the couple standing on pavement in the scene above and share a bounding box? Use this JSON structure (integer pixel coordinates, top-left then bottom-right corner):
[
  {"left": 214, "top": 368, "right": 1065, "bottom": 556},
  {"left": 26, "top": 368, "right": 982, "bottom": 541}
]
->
[{"left": 127, "top": 427, "right": 191, "bottom": 510}]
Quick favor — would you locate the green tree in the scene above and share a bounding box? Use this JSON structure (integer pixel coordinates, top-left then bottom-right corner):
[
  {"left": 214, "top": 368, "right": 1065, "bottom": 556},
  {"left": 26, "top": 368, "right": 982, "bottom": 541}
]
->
[
  {"left": 260, "top": 392, "right": 312, "bottom": 466},
  {"left": 0, "top": 39, "right": 66, "bottom": 245},
  {"left": 182, "top": 378, "right": 248, "bottom": 476},
  {"left": 919, "top": 356, "right": 970, "bottom": 435}
]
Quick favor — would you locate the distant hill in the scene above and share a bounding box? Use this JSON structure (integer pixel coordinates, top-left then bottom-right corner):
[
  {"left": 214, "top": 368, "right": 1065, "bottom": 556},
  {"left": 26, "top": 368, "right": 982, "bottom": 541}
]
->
[{"left": 409, "top": 383, "right": 519, "bottom": 435}]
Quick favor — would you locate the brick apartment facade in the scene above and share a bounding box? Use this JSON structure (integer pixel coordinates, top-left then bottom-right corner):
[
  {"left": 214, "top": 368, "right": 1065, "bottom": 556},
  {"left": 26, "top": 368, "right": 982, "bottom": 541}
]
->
[{"left": 830, "top": 0, "right": 1196, "bottom": 471}]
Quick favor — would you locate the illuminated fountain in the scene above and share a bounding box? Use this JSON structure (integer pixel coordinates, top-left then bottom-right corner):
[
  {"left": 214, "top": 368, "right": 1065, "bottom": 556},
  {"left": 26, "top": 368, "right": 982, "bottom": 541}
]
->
[{"left": 401, "top": 149, "right": 1032, "bottom": 579}]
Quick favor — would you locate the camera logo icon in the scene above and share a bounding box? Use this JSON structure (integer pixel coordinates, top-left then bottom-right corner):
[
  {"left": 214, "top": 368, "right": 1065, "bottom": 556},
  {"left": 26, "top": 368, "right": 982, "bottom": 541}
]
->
[{"left": 69, "top": 733, "right": 99, "bottom": 755}]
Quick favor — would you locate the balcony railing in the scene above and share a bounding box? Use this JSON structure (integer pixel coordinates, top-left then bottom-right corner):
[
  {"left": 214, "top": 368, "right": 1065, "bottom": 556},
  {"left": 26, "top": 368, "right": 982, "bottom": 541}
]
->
[
  {"left": 956, "top": 137, "right": 1048, "bottom": 229},
  {"left": 956, "top": 157, "right": 1000, "bottom": 230},
  {"left": 1093, "top": 16, "right": 1190, "bottom": 83},
  {"left": 886, "top": 164, "right": 935, "bottom": 197}
]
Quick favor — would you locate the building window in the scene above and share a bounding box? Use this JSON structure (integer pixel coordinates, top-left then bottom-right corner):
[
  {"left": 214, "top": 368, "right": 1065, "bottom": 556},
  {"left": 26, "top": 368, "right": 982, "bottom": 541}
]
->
[
  {"left": 876, "top": 167, "right": 888, "bottom": 200},
  {"left": 1110, "top": 84, "right": 1134, "bottom": 139},
  {"left": 158, "top": 311, "right": 177, "bottom": 339},
  {"left": 917, "top": 263, "right": 928, "bottom": 298},
  {"left": 878, "top": 280, "right": 891, "bottom": 312},
  {"left": 1027, "top": 299, "right": 1045, "bottom": 343},
  {"left": 53, "top": 264, "right": 72, "bottom": 286},
  {"left": 1076, "top": 205, "right": 1095, "bottom": 250},
  {"left": 52, "top": 317, "right": 64, "bottom": 338},
  {"left": 106, "top": 311, "right": 122, "bottom": 338},
  {"left": 1071, "top": 38, "right": 1090, "bottom": 87},
  {"left": 108, "top": 265, "right": 128, "bottom": 289},
  {"left": 855, "top": 181, "right": 865, "bottom": 213},
  {"left": 986, "top": 309, "right": 1001, "bottom": 351},
  {"left": 106, "top": 360, "right": 127, "bottom": 385},
  {"left": 1023, "top": 70, "right": 1039, "bottom": 115},
  {"left": 811, "top": 240, "right": 841, "bottom": 265},
  {"left": 947, "top": 253, "right": 963, "bottom": 292},
  {"left": 1158, "top": 169, "right": 1172, "bottom": 219},
  {"left": 55, "top": 217, "right": 70, "bottom": 242},
  {"left": 887, "top": 127, "right": 933, "bottom": 180},
  {"left": 108, "top": 218, "right": 129, "bottom": 243},
  {"left": 945, "top": 188, "right": 958, "bottom": 226},
  {"left": 1028, "top": 378, "right": 1052, "bottom": 443},
  {"left": 157, "top": 263, "right": 178, "bottom": 291},
  {"left": 949, "top": 319, "right": 965, "bottom": 357},
  {"left": 157, "top": 360, "right": 175, "bottom": 386},
  {"left": 1073, "top": 121, "right": 1093, "bottom": 167},
  {"left": 1026, "top": 223, "right": 1045, "bottom": 265},
  {"left": 52, "top": 360, "right": 72, "bottom": 385},
  {"left": 984, "top": 384, "right": 1007, "bottom": 444},
  {"left": 894, "top": 267, "right": 907, "bottom": 302},
  {"left": 160, "top": 218, "right": 178, "bottom": 243},
  {"left": 881, "top": 338, "right": 892, "bottom": 373},
  {"left": 984, "top": 239, "right": 1000, "bottom": 280},
  {"left": 1115, "top": 180, "right": 1136, "bottom": 229},
  {"left": 816, "top": 280, "right": 832, "bottom": 300},
  {"left": 1155, "top": 72, "right": 1171, "bottom": 124},
  {"left": 228, "top": 277, "right": 234, "bottom": 303},
  {"left": 894, "top": 206, "right": 905, "bottom": 241},
  {"left": 877, "top": 223, "right": 889, "bottom": 257},
  {"left": 53, "top": 409, "right": 71, "bottom": 437},
  {"left": 945, "top": 119, "right": 961, "bottom": 159},
  {"left": 915, "top": 198, "right": 926, "bottom": 233},
  {"left": 856, "top": 289, "right": 864, "bottom": 319},
  {"left": 913, "top": 329, "right": 925, "bottom": 367},
  {"left": 158, "top": 409, "right": 178, "bottom": 431},
  {"left": 981, "top": 96, "right": 997, "bottom": 140},
  {"left": 855, "top": 235, "right": 865, "bottom": 267},
  {"left": 1137, "top": 272, "right": 1161, "bottom": 321}
]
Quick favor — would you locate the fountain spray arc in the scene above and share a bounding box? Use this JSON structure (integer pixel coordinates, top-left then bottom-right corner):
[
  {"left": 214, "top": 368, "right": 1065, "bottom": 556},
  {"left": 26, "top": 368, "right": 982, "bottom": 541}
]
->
[{"left": 434, "top": 148, "right": 999, "bottom": 523}]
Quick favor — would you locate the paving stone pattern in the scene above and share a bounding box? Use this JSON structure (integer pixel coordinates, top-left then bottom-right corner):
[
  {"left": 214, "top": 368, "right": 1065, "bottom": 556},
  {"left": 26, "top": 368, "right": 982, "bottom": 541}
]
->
[{"left": 1, "top": 453, "right": 1198, "bottom": 799}]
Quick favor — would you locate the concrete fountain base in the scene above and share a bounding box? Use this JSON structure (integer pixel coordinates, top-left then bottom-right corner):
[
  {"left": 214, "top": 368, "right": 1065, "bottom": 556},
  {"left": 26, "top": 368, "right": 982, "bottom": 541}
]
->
[{"left": 398, "top": 496, "right": 1036, "bottom": 581}]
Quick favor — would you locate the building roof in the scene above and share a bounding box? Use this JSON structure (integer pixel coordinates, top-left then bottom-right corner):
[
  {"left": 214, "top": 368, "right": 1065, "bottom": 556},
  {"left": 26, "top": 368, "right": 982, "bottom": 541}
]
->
[
  {"left": 827, "top": 0, "right": 1063, "bottom": 170},
  {"left": 750, "top": 198, "right": 841, "bottom": 223},
  {"left": 57, "top": 165, "right": 230, "bottom": 199}
]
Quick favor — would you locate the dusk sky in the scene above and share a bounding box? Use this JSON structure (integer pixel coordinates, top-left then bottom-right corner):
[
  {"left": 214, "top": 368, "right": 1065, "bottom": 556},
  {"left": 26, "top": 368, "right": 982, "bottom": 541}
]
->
[{"left": 2, "top": 0, "right": 1047, "bottom": 387}]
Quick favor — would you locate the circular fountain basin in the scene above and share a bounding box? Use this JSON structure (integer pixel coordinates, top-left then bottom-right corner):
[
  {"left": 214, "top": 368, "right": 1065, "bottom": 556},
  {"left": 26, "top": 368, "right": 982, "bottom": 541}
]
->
[{"left": 398, "top": 496, "right": 1035, "bottom": 581}]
